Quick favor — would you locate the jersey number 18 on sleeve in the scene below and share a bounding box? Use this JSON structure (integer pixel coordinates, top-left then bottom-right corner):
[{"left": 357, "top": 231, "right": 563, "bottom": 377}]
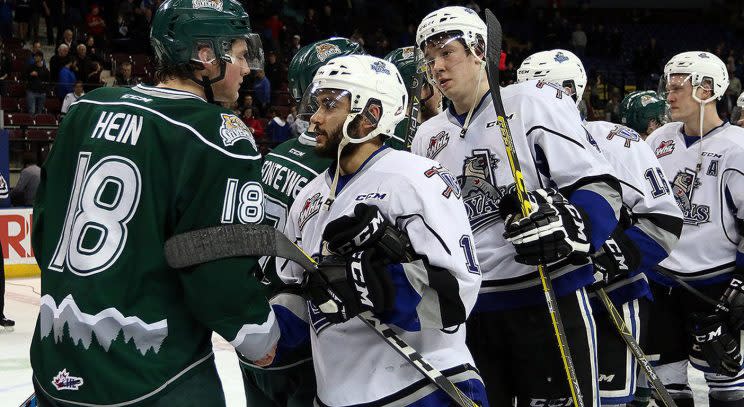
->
[{"left": 49, "top": 152, "right": 142, "bottom": 276}]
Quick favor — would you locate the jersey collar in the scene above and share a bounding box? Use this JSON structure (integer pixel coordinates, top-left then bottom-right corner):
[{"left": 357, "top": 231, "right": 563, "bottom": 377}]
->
[
  {"left": 446, "top": 92, "right": 491, "bottom": 127},
  {"left": 132, "top": 84, "right": 207, "bottom": 102},
  {"left": 298, "top": 132, "right": 317, "bottom": 146},
  {"left": 325, "top": 145, "right": 390, "bottom": 195},
  {"left": 679, "top": 121, "right": 729, "bottom": 148}
]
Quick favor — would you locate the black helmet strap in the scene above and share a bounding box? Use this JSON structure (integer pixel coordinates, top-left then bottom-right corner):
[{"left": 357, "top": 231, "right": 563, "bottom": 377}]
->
[{"left": 189, "top": 59, "right": 228, "bottom": 104}]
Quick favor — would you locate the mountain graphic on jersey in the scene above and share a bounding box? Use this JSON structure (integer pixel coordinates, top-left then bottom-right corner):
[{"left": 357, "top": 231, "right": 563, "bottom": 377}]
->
[
  {"left": 458, "top": 149, "right": 513, "bottom": 232},
  {"left": 671, "top": 168, "right": 710, "bottom": 225}
]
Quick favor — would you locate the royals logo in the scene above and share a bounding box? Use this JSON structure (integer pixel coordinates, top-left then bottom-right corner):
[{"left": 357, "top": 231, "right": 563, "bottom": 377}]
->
[
  {"left": 426, "top": 131, "right": 449, "bottom": 159},
  {"left": 370, "top": 61, "right": 391, "bottom": 75},
  {"left": 655, "top": 140, "right": 675, "bottom": 158},
  {"left": 219, "top": 114, "right": 257, "bottom": 149},
  {"left": 425, "top": 165, "right": 461, "bottom": 199},
  {"left": 671, "top": 168, "right": 710, "bottom": 225},
  {"left": 458, "top": 149, "right": 513, "bottom": 232},
  {"left": 554, "top": 52, "right": 569, "bottom": 63},
  {"left": 315, "top": 42, "right": 342, "bottom": 62},
  {"left": 298, "top": 192, "right": 323, "bottom": 231},
  {"left": 607, "top": 125, "right": 641, "bottom": 148},
  {"left": 52, "top": 369, "right": 84, "bottom": 391}
]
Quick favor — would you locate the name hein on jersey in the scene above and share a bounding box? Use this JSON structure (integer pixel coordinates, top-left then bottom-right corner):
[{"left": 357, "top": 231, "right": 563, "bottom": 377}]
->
[{"left": 90, "top": 111, "right": 144, "bottom": 146}]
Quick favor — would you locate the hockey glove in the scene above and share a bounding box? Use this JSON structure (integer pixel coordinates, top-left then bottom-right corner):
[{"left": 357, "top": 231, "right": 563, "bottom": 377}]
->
[
  {"left": 688, "top": 313, "right": 743, "bottom": 377},
  {"left": 591, "top": 227, "right": 641, "bottom": 289},
  {"left": 304, "top": 248, "right": 396, "bottom": 324},
  {"left": 323, "top": 203, "right": 412, "bottom": 262},
  {"left": 500, "top": 188, "right": 591, "bottom": 266},
  {"left": 719, "top": 274, "right": 744, "bottom": 332}
]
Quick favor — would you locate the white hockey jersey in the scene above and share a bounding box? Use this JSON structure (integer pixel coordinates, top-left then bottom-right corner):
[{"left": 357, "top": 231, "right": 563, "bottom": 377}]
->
[
  {"left": 584, "top": 121, "right": 682, "bottom": 303},
  {"left": 646, "top": 121, "right": 744, "bottom": 284},
  {"left": 411, "top": 80, "right": 622, "bottom": 310},
  {"left": 279, "top": 147, "right": 482, "bottom": 406}
]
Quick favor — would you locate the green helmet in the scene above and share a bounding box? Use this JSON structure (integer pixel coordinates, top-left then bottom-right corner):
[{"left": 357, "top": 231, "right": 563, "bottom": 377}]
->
[
  {"left": 620, "top": 90, "right": 667, "bottom": 134},
  {"left": 288, "top": 37, "right": 364, "bottom": 102},
  {"left": 151, "top": 0, "right": 263, "bottom": 70},
  {"left": 384, "top": 46, "right": 418, "bottom": 90}
]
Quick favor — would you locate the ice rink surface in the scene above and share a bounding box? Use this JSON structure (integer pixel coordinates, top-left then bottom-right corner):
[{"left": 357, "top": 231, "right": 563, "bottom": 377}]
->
[{"left": 1, "top": 277, "right": 709, "bottom": 406}]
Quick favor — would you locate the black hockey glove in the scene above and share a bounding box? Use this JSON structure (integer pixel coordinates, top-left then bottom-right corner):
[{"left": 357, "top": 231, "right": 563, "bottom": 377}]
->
[
  {"left": 500, "top": 188, "right": 591, "bottom": 266},
  {"left": 719, "top": 274, "right": 744, "bottom": 332},
  {"left": 688, "top": 313, "right": 743, "bottom": 377},
  {"left": 590, "top": 227, "right": 641, "bottom": 289},
  {"left": 323, "top": 203, "right": 412, "bottom": 263},
  {"left": 304, "top": 248, "right": 396, "bottom": 324}
]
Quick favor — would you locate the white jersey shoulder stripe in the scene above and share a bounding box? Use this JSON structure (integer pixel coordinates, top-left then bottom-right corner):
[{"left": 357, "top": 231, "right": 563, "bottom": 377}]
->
[
  {"left": 71, "top": 99, "right": 261, "bottom": 161},
  {"left": 133, "top": 84, "right": 206, "bottom": 101}
]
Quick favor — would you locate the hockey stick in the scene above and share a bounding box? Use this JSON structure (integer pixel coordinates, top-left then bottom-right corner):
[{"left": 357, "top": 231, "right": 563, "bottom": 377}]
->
[
  {"left": 484, "top": 9, "right": 584, "bottom": 406},
  {"left": 653, "top": 267, "right": 731, "bottom": 313},
  {"left": 403, "top": 49, "right": 426, "bottom": 150},
  {"left": 595, "top": 289, "right": 677, "bottom": 407},
  {"left": 164, "top": 224, "right": 478, "bottom": 407}
]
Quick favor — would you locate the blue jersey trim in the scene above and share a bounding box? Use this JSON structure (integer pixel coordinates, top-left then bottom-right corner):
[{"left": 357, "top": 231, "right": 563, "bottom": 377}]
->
[
  {"left": 569, "top": 189, "right": 618, "bottom": 251},
  {"left": 474, "top": 265, "right": 595, "bottom": 312},
  {"left": 625, "top": 226, "right": 669, "bottom": 275},
  {"left": 737, "top": 251, "right": 744, "bottom": 269},
  {"left": 406, "top": 378, "right": 488, "bottom": 407},
  {"left": 380, "top": 263, "right": 422, "bottom": 332}
]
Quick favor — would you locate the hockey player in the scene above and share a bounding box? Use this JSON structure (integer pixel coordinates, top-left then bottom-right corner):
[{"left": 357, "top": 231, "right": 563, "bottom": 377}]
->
[
  {"left": 239, "top": 37, "right": 362, "bottom": 407},
  {"left": 620, "top": 90, "right": 669, "bottom": 139},
  {"left": 732, "top": 91, "right": 744, "bottom": 127},
  {"left": 518, "top": 49, "right": 683, "bottom": 406},
  {"left": 277, "top": 54, "right": 486, "bottom": 406},
  {"left": 413, "top": 8, "right": 624, "bottom": 407},
  {"left": 28, "top": 1, "right": 279, "bottom": 405},
  {"left": 384, "top": 46, "right": 443, "bottom": 150},
  {"left": 0, "top": 245, "right": 13, "bottom": 331},
  {"left": 645, "top": 51, "right": 744, "bottom": 407}
]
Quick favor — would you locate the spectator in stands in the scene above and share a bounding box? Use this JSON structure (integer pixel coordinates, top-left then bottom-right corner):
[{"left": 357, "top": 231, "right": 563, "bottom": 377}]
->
[
  {"left": 73, "top": 43, "right": 91, "bottom": 83},
  {"left": 118, "top": 0, "right": 137, "bottom": 24},
  {"left": 61, "top": 80, "right": 84, "bottom": 117},
  {"left": 266, "top": 107, "right": 291, "bottom": 143},
  {"left": 85, "top": 60, "right": 103, "bottom": 91},
  {"left": 264, "top": 50, "right": 283, "bottom": 90},
  {"left": 604, "top": 87, "right": 622, "bottom": 123},
  {"left": 84, "top": 35, "right": 104, "bottom": 65},
  {"left": 41, "top": 0, "right": 58, "bottom": 45},
  {"left": 25, "top": 40, "right": 45, "bottom": 67},
  {"left": 10, "top": 152, "right": 40, "bottom": 207},
  {"left": 29, "top": 0, "right": 41, "bottom": 42},
  {"left": 15, "top": 0, "right": 31, "bottom": 42},
  {"left": 726, "top": 62, "right": 742, "bottom": 116},
  {"left": 0, "top": 1, "right": 12, "bottom": 40},
  {"left": 302, "top": 8, "right": 321, "bottom": 43},
  {"left": 264, "top": 13, "right": 284, "bottom": 52},
  {"left": 286, "top": 105, "right": 296, "bottom": 127},
  {"left": 85, "top": 4, "right": 106, "bottom": 46},
  {"left": 115, "top": 61, "right": 137, "bottom": 87},
  {"left": 59, "top": 28, "right": 75, "bottom": 50},
  {"left": 253, "top": 69, "right": 271, "bottom": 116},
  {"left": 57, "top": 58, "right": 77, "bottom": 101},
  {"left": 49, "top": 43, "right": 69, "bottom": 82},
  {"left": 240, "top": 94, "right": 257, "bottom": 112},
  {"left": 287, "top": 34, "right": 301, "bottom": 62},
  {"left": 0, "top": 40, "right": 10, "bottom": 95},
  {"left": 571, "top": 23, "right": 587, "bottom": 57},
  {"left": 241, "top": 107, "right": 265, "bottom": 139},
  {"left": 24, "top": 51, "right": 49, "bottom": 115}
]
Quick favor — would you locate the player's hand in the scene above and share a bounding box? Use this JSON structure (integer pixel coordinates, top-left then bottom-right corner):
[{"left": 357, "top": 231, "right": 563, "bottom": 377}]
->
[
  {"left": 304, "top": 249, "right": 395, "bottom": 323},
  {"left": 688, "top": 313, "right": 743, "bottom": 377},
  {"left": 500, "top": 188, "right": 591, "bottom": 266},
  {"left": 719, "top": 274, "right": 744, "bottom": 331},
  {"left": 252, "top": 344, "right": 277, "bottom": 367},
  {"left": 590, "top": 229, "right": 641, "bottom": 289}
]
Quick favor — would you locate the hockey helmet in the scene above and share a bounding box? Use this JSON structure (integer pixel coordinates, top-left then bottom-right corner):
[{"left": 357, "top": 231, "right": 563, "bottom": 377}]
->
[
  {"left": 517, "top": 49, "right": 587, "bottom": 105},
  {"left": 288, "top": 37, "right": 365, "bottom": 103},
  {"left": 620, "top": 90, "right": 668, "bottom": 134},
  {"left": 732, "top": 91, "right": 744, "bottom": 124},
  {"left": 661, "top": 51, "right": 728, "bottom": 104}
]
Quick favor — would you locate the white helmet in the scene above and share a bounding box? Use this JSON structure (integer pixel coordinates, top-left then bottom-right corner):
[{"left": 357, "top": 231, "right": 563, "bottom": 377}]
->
[
  {"left": 738, "top": 91, "right": 744, "bottom": 108},
  {"left": 517, "top": 49, "right": 587, "bottom": 105},
  {"left": 416, "top": 6, "right": 486, "bottom": 54},
  {"left": 663, "top": 51, "right": 728, "bottom": 103}
]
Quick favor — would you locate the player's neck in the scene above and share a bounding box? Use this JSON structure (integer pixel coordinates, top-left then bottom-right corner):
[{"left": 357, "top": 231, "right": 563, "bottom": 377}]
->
[
  {"left": 157, "top": 78, "right": 207, "bottom": 100},
  {"left": 339, "top": 141, "right": 382, "bottom": 175},
  {"left": 450, "top": 78, "right": 489, "bottom": 116},
  {"left": 683, "top": 106, "right": 724, "bottom": 137}
]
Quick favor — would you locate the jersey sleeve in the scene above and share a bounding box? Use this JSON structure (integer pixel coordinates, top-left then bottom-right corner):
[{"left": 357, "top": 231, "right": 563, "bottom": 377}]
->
[
  {"left": 173, "top": 113, "right": 278, "bottom": 361},
  {"left": 722, "top": 146, "right": 744, "bottom": 271},
  {"left": 520, "top": 91, "right": 623, "bottom": 250},
  {"left": 383, "top": 164, "right": 481, "bottom": 330}
]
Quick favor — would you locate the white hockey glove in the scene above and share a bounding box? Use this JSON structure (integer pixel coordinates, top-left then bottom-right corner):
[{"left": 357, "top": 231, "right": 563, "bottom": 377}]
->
[
  {"left": 304, "top": 249, "right": 396, "bottom": 324},
  {"left": 500, "top": 188, "right": 591, "bottom": 266}
]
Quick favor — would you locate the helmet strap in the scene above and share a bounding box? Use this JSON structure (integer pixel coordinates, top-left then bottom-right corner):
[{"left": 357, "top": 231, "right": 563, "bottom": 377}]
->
[
  {"left": 460, "top": 59, "right": 486, "bottom": 138},
  {"left": 189, "top": 59, "right": 228, "bottom": 103}
]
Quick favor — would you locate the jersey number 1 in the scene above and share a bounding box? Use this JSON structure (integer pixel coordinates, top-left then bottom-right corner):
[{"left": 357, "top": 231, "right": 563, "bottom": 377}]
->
[{"left": 49, "top": 152, "right": 142, "bottom": 276}]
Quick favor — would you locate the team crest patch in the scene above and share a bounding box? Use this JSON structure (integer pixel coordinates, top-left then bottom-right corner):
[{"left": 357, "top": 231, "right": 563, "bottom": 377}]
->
[
  {"left": 640, "top": 94, "right": 659, "bottom": 107},
  {"left": 192, "top": 0, "right": 222, "bottom": 11},
  {"left": 426, "top": 131, "right": 449, "bottom": 159},
  {"left": 219, "top": 114, "right": 257, "bottom": 149},
  {"left": 459, "top": 149, "right": 513, "bottom": 232},
  {"left": 554, "top": 52, "right": 569, "bottom": 63},
  {"left": 0, "top": 173, "right": 8, "bottom": 199},
  {"left": 671, "top": 168, "right": 710, "bottom": 225},
  {"left": 315, "top": 43, "right": 342, "bottom": 62},
  {"left": 655, "top": 140, "right": 675, "bottom": 158},
  {"left": 425, "top": 165, "right": 461, "bottom": 199},
  {"left": 52, "top": 369, "right": 84, "bottom": 391},
  {"left": 299, "top": 192, "right": 323, "bottom": 231},
  {"left": 401, "top": 46, "right": 415, "bottom": 60},
  {"left": 606, "top": 125, "right": 640, "bottom": 148},
  {"left": 370, "top": 61, "right": 391, "bottom": 75}
]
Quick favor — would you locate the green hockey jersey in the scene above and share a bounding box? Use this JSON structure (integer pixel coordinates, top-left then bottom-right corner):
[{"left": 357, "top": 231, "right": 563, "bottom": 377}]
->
[{"left": 30, "top": 84, "right": 278, "bottom": 405}]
